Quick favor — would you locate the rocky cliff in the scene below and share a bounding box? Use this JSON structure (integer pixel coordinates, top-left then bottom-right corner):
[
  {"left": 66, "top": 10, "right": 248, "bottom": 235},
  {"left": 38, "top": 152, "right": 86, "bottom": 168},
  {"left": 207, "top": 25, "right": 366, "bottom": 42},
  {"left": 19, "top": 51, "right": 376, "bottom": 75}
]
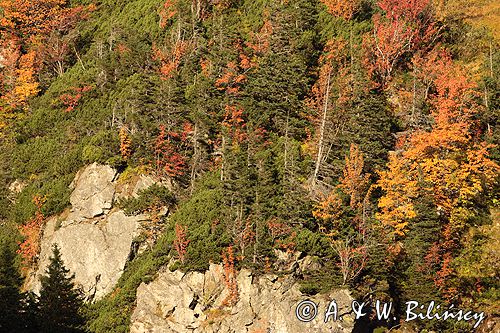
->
[
  {"left": 29, "top": 163, "right": 154, "bottom": 300},
  {"left": 130, "top": 262, "right": 355, "bottom": 333},
  {"left": 27, "top": 164, "right": 354, "bottom": 332}
]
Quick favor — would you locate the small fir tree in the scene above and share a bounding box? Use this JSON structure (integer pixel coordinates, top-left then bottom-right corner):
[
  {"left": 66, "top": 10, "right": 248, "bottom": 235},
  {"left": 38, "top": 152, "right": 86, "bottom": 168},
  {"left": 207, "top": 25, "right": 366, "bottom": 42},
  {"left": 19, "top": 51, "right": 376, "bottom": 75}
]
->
[{"left": 37, "top": 244, "right": 85, "bottom": 333}]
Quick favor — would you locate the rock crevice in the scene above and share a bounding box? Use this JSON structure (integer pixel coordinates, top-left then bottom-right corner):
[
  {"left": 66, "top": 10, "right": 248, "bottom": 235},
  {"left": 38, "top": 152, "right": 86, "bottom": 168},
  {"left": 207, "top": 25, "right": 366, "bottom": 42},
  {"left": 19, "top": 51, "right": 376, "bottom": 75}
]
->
[{"left": 130, "top": 263, "right": 355, "bottom": 333}]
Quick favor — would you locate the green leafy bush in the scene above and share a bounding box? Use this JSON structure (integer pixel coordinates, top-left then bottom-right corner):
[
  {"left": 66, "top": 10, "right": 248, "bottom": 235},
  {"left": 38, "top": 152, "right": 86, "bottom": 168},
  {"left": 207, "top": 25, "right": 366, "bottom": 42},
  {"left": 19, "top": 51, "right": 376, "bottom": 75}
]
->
[{"left": 117, "top": 184, "right": 175, "bottom": 215}]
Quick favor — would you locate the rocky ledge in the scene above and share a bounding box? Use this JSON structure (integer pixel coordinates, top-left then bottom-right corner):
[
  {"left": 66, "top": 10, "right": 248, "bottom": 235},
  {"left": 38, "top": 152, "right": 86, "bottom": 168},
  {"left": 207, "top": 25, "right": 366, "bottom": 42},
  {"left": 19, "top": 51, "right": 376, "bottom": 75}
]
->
[{"left": 130, "top": 262, "right": 355, "bottom": 333}]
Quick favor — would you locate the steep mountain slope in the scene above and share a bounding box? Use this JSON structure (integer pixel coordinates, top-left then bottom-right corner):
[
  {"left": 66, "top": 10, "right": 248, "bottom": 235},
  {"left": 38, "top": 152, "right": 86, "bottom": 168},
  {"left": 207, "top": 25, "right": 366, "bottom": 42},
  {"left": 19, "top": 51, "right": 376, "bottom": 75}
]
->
[{"left": 0, "top": 0, "right": 498, "bottom": 332}]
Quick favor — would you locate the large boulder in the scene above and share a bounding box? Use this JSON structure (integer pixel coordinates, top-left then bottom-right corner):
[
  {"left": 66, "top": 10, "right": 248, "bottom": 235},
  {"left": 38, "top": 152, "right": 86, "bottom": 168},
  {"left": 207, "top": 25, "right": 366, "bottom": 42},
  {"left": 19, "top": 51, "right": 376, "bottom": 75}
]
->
[
  {"left": 69, "top": 163, "right": 117, "bottom": 220},
  {"left": 31, "top": 164, "right": 156, "bottom": 301},
  {"left": 32, "top": 210, "right": 145, "bottom": 300},
  {"left": 130, "top": 263, "right": 355, "bottom": 333}
]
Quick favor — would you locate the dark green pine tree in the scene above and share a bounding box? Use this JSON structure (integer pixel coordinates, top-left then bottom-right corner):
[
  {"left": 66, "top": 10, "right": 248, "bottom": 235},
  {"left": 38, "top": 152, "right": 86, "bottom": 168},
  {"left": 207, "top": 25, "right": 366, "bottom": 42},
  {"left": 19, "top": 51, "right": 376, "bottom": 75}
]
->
[
  {"left": 37, "top": 244, "right": 85, "bottom": 333},
  {"left": 0, "top": 237, "right": 24, "bottom": 332}
]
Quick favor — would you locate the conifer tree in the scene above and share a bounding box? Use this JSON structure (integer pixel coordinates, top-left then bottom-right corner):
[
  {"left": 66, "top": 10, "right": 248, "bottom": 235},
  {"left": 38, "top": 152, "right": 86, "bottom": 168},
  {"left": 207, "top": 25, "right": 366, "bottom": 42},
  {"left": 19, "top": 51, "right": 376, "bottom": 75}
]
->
[
  {"left": 0, "top": 238, "right": 24, "bottom": 332},
  {"left": 37, "top": 244, "right": 85, "bottom": 333}
]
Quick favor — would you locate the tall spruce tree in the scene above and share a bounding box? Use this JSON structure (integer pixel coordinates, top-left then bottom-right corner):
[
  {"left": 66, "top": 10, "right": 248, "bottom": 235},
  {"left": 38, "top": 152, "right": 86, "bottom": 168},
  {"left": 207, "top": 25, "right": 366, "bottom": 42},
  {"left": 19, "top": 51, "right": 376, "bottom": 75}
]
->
[
  {"left": 0, "top": 237, "right": 24, "bottom": 332},
  {"left": 37, "top": 244, "right": 85, "bottom": 333}
]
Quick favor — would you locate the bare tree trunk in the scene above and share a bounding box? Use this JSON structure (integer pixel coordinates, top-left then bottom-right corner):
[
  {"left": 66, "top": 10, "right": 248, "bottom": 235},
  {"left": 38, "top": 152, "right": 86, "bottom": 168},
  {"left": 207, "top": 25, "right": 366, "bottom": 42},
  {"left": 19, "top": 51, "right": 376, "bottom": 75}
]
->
[
  {"left": 190, "top": 123, "right": 199, "bottom": 194},
  {"left": 312, "top": 70, "right": 332, "bottom": 187},
  {"left": 73, "top": 46, "right": 86, "bottom": 70},
  {"left": 56, "top": 61, "right": 64, "bottom": 76}
]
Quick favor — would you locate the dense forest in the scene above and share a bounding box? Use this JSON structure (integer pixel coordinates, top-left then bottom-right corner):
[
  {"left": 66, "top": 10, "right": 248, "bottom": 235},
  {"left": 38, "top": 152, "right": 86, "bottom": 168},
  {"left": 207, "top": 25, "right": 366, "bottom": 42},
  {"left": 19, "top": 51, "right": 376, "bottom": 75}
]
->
[{"left": 0, "top": 0, "right": 498, "bottom": 332}]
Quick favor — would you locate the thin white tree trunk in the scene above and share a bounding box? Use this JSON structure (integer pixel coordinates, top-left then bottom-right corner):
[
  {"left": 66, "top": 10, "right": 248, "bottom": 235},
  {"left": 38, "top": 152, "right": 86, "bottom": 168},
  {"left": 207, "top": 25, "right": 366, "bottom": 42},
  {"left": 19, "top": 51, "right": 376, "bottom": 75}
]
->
[{"left": 313, "top": 70, "right": 332, "bottom": 186}]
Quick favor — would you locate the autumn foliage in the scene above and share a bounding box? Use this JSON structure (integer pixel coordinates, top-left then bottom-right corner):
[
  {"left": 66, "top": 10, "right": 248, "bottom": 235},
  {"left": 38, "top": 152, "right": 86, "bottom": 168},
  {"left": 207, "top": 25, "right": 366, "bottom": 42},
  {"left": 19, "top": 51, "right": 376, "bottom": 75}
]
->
[
  {"left": 0, "top": 44, "right": 40, "bottom": 133},
  {"left": 313, "top": 144, "right": 371, "bottom": 231},
  {"left": 159, "top": 0, "right": 178, "bottom": 27},
  {"left": 0, "top": 0, "right": 94, "bottom": 132},
  {"left": 246, "top": 16, "right": 273, "bottom": 54},
  {"left": 339, "top": 144, "right": 371, "bottom": 210},
  {"left": 222, "top": 104, "right": 247, "bottom": 144},
  {"left": 58, "top": 85, "right": 92, "bottom": 112},
  {"left": 153, "top": 40, "right": 189, "bottom": 80},
  {"left": 0, "top": 0, "right": 92, "bottom": 37},
  {"left": 364, "top": 0, "right": 436, "bottom": 87},
  {"left": 154, "top": 125, "right": 187, "bottom": 178},
  {"left": 221, "top": 245, "right": 238, "bottom": 307},
  {"left": 378, "top": 51, "right": 499, "bottom": 237},
  {"left": 0, "top": 0, "right": 496, "bottom": 327},
  {"left": 17, "top": 195, "right": 46, "bottom": 270},
  {"left": 173, "top": 224, "right": 190, "bottom": 264},
  {"left": 376, "top": 153, "right": 418, "bottom": 236},
  {"left": 313, "top": 144, "right": 370, "bottom": 284},
  {"left": 377, "top": 49, "right": 499, "bottom": 295},
  {"left": 320, "top": 0, "right": 360, "bottom": 20},
  {"left": 1, "top": 49, "right": 40, "bottom": 108},
  {"left": 267, "top": 218, "right": 296, "bottom": 253},
  {"left": 215, "top": 60, "right": 248, "bottom": 95},
  {"left": 334, "top": 238, "right": 368, "bottom": 285},
  {"left": 119, "top": 126, "right": 132, "bottom": 160},
  {"left": 232, "top": 218, "right": 255, "bottom": 258}
]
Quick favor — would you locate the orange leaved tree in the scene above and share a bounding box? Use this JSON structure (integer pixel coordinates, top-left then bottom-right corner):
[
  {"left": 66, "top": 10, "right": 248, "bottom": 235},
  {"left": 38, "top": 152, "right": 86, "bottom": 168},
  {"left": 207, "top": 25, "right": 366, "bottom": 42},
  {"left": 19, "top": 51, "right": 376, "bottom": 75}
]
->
[
  {"left": 364, "top": 0, "right": 437, "bottom": 87},
  {"left": 154, "top": 125, "right": 187, "bottom": 178},
  {"left": 173, "top": 224, "right": 190, "bottom": 264},
  {"left": 221, "top": 245, "right": 238, "bottom": 306},
  {"left": 119, "top": 126, "right": 132, "bottom": 160},
  {"left": 376, "top": 50, "right": 499, "bottom": 296},
  {"left": 320, "top": 0, "right": 360, "bottom": 20},
  {"left": 0, "top": 0, "right": 93, "bottom": 132},
  {"left": 17, "top": 195, "right": 46, "bottom": 271},
  {"left": 313, "top": 144, "right": 371, "bottom": 284}
]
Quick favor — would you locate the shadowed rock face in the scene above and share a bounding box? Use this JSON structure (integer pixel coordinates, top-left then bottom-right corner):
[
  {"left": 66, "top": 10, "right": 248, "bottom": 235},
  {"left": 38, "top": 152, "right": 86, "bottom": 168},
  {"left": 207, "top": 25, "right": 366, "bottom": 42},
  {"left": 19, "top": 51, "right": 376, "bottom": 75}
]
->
[
  {"left": 130, "top": 263, "right": 355, "bottom": 333},
  {"left": 30, "top": 163, "right": 154, "bottom": 301}
]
